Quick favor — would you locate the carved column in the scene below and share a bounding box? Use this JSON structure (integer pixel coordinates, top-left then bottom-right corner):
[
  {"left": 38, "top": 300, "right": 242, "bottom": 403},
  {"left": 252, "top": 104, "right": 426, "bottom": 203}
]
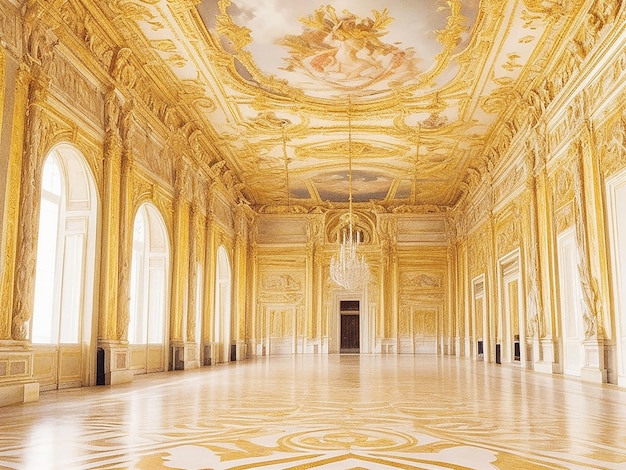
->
[
  {"left": 101, "top": 103, "right": 136, "bottom": 385},
  {"left": 486, "top": 211, "right": 498, "bottom": 363},
  {"left": 97, "top": 90, "right": 133, "bottom": 385},
  {"left": 460, "top": 220, "right": 471, "bottom": 357},
  {"left": 524, "top": 137, "right": 555, "bottom": 372},
  {"left": 1, "top": 63, "right": 30, "bottom": 342},
  {"left": 116, "top": 106, "right": 135, "bottom": 343},
  {"left": 248, "top": 226, "right": 260, "bottom": 356},
  {"left": 0, "top": 1, "right": 57, "bottom": 405},
  {"left": 180, "top": 200, "right": 201, "bottom": 370},
  {"left": 11, "top": 65, "right": 51, "bottom": 341},
  {"left": 573, "top": 125, "right": 608, "bottom": 383},
  {"left": 379, "top": 216, "right": 398, "bottom": 353},
  {"left": 231, "top": 203, "right": 249, "bottom": 360},
  {"left": 485, "top": 172, "right": 498, "bottom": 363},
  {"left": 445, "top": 212, "right": 457, "bottom": 356},
  {"left": 170, "top": 158, "right": 191, "bottom": 369},
  {"left": 307, "top": 216, "right": 324, "bottom": 353},
  {"left": 203, "top": 197, "right": 217, "bottom": 363},
  {"left": 98, "top": 89, "right": 122, "bottom": 343}
]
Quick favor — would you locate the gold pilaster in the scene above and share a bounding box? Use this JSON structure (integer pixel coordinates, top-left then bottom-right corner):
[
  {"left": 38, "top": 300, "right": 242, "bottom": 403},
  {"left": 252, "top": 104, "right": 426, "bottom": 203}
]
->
[
  {"left": 203, "top": 208, "right": 217, "bottom": 361},
  {"left": 115, "top": 104, "right": 136, "bottom": 344},
  {"left": 170, "top": 159, "right": 191, "bottom": 344},
  {"left": 231, "top": 203, "right": 248, "bottom": 360},
  {"left": 248, "top": 234, "right": 259, "bottom": 355},
  {"left": 11, "top": 65, "right": 51, "bottom": 340},
  {"left": 98, "top": 89, "right": 123, "bottom": 342},
  {"left": 187, "top": 203, "right": 198, "bottom": 343},
  {"left": 445, "top": 215, "right": 457, "bottom": 356},
  {"left": 0, "top": 61, "right": 29, "bottom": 341}
]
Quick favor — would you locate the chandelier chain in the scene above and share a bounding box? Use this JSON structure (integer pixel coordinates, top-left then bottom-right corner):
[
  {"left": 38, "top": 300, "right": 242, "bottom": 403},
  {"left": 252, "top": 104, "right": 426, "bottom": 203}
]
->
[{"left": 330, "top": 96, "right": 370, "bottom": 290}]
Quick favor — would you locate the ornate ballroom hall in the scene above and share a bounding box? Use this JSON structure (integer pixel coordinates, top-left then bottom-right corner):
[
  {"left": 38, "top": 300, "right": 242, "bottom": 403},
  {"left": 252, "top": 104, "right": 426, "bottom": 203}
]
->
[{"left": 1, "top": 0, "right": 626, "bottom": 468}]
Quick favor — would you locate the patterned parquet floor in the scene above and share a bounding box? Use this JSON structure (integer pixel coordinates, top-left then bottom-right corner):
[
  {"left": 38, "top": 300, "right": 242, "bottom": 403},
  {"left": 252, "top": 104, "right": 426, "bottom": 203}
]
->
[{"left": 1, "top": 355, "right": 626, "bottom": 469}]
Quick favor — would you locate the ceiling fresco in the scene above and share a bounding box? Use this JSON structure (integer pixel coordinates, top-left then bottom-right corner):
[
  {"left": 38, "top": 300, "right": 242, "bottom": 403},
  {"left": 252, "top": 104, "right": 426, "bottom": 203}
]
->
[
  {"left": 131, "top": 0, "right": 556, "bottom": 210},
  {"left": 198, "top": 1, "right": 479, "bottom": 99}
]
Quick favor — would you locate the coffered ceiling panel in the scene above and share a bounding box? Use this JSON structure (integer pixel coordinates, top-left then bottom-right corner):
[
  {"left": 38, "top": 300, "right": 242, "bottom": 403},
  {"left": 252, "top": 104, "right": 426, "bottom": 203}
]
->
[{"left": 127, "top": 0, "right": 559, "bottom": 210}]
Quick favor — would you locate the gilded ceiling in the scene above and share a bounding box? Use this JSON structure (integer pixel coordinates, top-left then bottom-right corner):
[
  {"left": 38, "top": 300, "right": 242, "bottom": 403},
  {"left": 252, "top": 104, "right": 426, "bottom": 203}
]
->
[{"left": 129, "top": 0, "right": 559, "bottom": 210}]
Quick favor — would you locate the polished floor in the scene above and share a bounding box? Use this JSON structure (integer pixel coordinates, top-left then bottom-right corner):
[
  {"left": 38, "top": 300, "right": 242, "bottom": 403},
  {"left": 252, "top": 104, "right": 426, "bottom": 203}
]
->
[{"left": 1, "top": 355, "right": 626, "bottom": 469}]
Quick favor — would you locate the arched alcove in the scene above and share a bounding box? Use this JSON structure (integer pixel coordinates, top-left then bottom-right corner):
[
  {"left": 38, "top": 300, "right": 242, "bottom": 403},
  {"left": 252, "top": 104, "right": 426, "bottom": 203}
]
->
[
  {"left": 32, "top": 143, "right": 99, "bottom": 390},
  {"left": 214, "top": 245, "right": 232, "bottom": 363},
  {"left": 128, "top": 202, "right": 170, "bottom": 375}
]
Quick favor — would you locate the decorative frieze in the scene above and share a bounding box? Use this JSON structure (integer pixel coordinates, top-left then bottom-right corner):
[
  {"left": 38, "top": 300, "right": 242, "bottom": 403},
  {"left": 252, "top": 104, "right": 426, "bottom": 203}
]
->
[
  {"left": 495, "top": 212, "right": 521, "bottom": 258},
  {"left": 0, "top": 0, "right": 19, "bottom": 52},
  {"left": 48, "top": 52, "right": 104, "bottom": 127},
  {"left": 600, "top": 112, "right": 626, "bottom": 179}
]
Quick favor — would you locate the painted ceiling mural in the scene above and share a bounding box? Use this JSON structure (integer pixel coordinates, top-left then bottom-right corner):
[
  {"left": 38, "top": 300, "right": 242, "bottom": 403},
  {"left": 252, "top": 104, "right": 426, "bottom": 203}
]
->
[
  {"left": 199, "top": 1, "right": 479, "bottom": 98},
  {"left": 131, "top": 0, "right": 557, "bottom": 209}
]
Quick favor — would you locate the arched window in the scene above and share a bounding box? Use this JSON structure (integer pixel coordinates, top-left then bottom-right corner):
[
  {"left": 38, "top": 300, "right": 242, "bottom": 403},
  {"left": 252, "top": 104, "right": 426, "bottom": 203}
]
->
[
  {"left": 195, "top": 262, "right": 204, "bottom": 344},
  {"left": 32, "top": 146, "right": 98, "bottom": 346},
  {"left": 214, "top": 245, "right": 231, "bottom": 362},
  {"left": 128, "top": 203, "right": 169, "bottom": 347}
]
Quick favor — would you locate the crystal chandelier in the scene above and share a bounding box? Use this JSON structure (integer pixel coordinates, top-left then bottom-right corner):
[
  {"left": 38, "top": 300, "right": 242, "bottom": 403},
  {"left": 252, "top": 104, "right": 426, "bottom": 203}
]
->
[{"left": 330, "top": 99, "right": 369, "bottom": 290}]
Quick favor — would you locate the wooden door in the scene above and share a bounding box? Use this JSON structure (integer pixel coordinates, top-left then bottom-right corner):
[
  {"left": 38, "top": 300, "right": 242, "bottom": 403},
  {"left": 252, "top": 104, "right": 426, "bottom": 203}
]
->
[{"left": 341, "top": 314, "right": 360, "bottom": 353}]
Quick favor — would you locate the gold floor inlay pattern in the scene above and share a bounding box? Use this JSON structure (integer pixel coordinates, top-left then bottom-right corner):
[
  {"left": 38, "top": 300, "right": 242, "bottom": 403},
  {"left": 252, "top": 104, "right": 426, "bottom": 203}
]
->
[{"left": 1, "top": 355, "right": 626, "bottom": 469}]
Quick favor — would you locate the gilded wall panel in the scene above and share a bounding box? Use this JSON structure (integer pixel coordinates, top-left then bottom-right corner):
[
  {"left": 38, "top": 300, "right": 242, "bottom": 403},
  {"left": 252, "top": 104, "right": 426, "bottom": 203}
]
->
[
  {"left": 256, "top": 216, "right": 308, "bottom": 244},
  {"left": 212, "top": 196, "right": 234, "bottom": 231},
  {"left": 467, "top": 222, "right": 489, "bottom": 278},
  {"left": 492, "top": 163, "right": 525, "bottom": 207},
  {"left": 57, "top": 0, "right": 116, "bottom": 71},
  {"left": 554, "top": 200, "right": 575, "bottom": 234},
  {"left": 415, "top": 309, "right": 437, "bottom": 336},
  {"left": 599, "top": 112, "right": 626, "bottom": 179},
  {"left": 261, "top": 271, "right": 304, "bottom": 305},
  {"left": 131, "top": 173, "right": 175, "bottom": 230},
  {"left": 397, "top": 244, "right": 446, "bottom": 345},
  {"left": 269, "top": 309, "right": 293, "bottom": 338},
  {"left": 133, "top": 129, "right": 174, "bottom": 184},
  {"left": 33, "top": 109, "right": 104, "bottom": 194},
  {"left": 257, "top": 256, "right": 306, "bottom": 341},
  {"left": 401, "top": 272, "right": 443, "bottom": 289},
  {"left": 0, "top": 0, "right": 19, "bottom": 52},
  {"left": 550, "top": 158, "right": 576, "bottom": 210},
  {"left": 396, "top": 216, "right": 447, "bottom": 244},
  {"left": 48, "top": 52, "right": 104, "bottom": 128},
  {"left": 495, "top": 208, "right": 522, "bottom": 259}
]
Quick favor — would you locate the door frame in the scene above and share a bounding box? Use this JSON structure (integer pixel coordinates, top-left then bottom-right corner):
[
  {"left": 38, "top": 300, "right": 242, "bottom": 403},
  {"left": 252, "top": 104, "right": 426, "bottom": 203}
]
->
[
  {"left": 498, "top": 249, "right": 524, "bottom": 365},
  {"left": 331, "top": 289, "right": 370, "bottom": 353},
  {"left": 471, "top": 274, "right": 487, "bottom": 360},
  {"left": 557, "top": 227, "right": 585, "bottom": 377},
  {"left": 340, "top": 301, "right": 360, "bottom": 353},
  {"left": 606, "top": 169, "right": 626, "bottom": 386}
]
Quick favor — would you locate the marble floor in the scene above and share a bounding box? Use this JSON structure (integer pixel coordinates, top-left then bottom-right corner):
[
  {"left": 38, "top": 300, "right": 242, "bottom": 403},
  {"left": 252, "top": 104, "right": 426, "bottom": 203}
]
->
[{"left": 1, "top": 355, "right": 626, "bottom": 469}]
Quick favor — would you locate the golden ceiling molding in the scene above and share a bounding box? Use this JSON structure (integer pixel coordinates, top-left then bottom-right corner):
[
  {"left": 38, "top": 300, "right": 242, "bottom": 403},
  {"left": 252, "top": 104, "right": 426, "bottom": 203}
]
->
[
  {"left": 599, "top": 112, "right": 626, "bottom": 178},
  {"left": 457, "top": 0, "right": 623, "bottom": 219},
  {"left": 0, "top": 0, "right": 20, "bottom": 54},
  {"left": 204, "top": 0, "right": 488, "bottom": 115},
  {"left": 47, "top": 0, "right": 245, "bottom": 206},
  {"left": 211, "top": 0, "right": 469, "bottom": 102},
  {"left": 294, "top": 140, "right": 405, "bottom": 162}
]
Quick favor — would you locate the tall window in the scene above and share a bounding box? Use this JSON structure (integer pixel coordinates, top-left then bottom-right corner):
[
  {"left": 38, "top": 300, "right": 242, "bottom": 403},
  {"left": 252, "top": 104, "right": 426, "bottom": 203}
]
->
[
  {"left": 32, "top": 146, "right": 97, "bottom": 345},
  {"left": 214, "top": 246, "right": 231, "bottom": 361},
  {"left": 196, "top": 262, "right": 204, "bottom": 344},
  {"left": 128, "top": 203, "right": 169, "bottom": 345}
]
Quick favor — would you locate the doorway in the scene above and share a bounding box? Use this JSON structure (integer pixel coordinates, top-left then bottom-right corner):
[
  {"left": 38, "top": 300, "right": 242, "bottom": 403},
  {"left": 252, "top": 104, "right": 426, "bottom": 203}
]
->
[
  {"left": 557, "top": 228, "right": 585, "bottom": 376},
  {"left": 32, "top": 145, "right": 98, "bottom": 391},
  {"left": 607, "top": 168, "right": 626, "bottom": 386},
  {"left": 340, "top": 300, "right": 360, "bottom": 353}
]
